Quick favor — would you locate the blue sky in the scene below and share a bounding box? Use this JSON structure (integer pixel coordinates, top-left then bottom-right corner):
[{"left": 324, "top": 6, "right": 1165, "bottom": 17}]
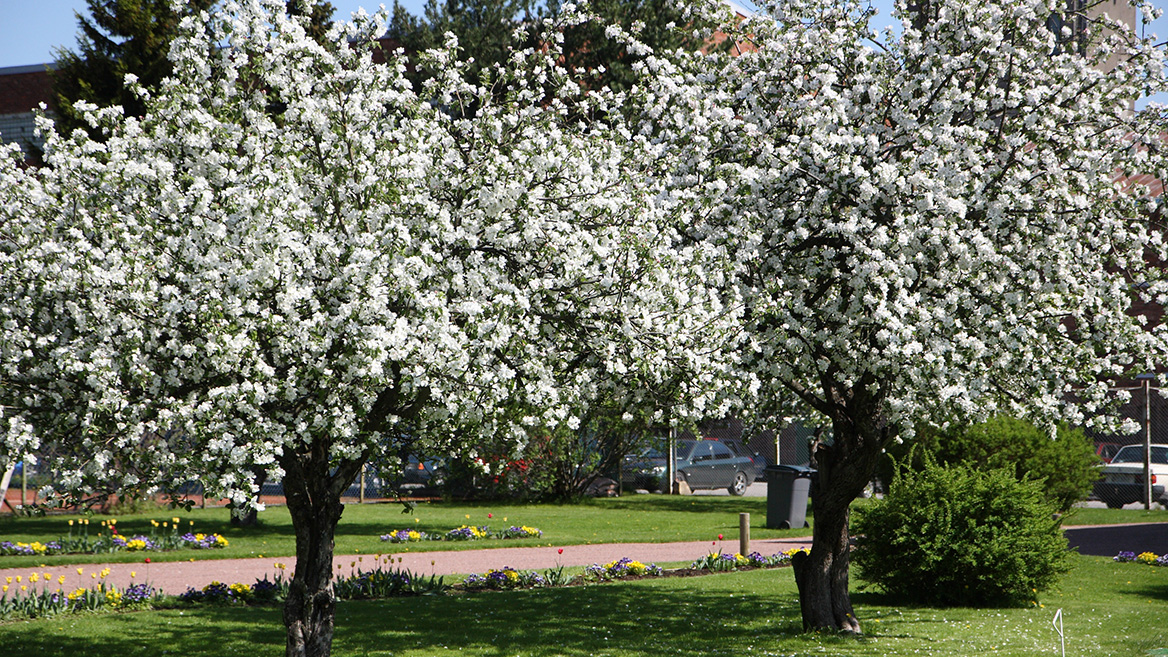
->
[{"left": 0, "top": 1, "right": 431, "bottom": 68}]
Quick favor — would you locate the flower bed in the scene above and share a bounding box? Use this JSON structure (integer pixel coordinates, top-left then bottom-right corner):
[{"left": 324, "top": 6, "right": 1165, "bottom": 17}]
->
[
  {"left": 179, "top": 578, "right": 283, "bottom": 605},
  {"left": 584, "top": 558, "right": 664, "bottom": 581},
  {"left": 379, "top": 529, "right": 432, "bottom": 543},
  {"left": 378, "top": 524, "right": 542, "bottom": 543},
  {"left": 176, "top": 563, "right": 447, "bottom": 607},
  {"left": 445, "top": 525, "right": 491, "bottom": 541},
  {"left": 0, "top": 518, "right": 228, "bottom": 557},
  {"left": 689, "top": 548, "right": 808, "bottom": 572},
  {"left": 1, "top": 545, "right": 802, "bottom": 621},
  {"left": 0, "top": 566, "right": 158, "bottom": 621},
  {"left": 1114, "top": 551, "right": 1168, "bottom": 566},
  {"left": 463, "top": 567, "right": 547, "bottom": 590},
  {"left": 498, "top": 525, "right": 542, "bottom": 539}
]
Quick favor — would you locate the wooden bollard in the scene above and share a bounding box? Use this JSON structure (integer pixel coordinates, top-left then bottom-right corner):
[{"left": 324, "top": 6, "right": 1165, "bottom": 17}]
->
[{"left": 739, "top": 512, "right": 750, "bottom": 555}]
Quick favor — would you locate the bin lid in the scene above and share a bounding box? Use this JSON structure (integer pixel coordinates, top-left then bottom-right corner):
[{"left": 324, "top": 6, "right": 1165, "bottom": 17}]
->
[{"left": 765, "top": 464, "right": 816, "bottom": 476}]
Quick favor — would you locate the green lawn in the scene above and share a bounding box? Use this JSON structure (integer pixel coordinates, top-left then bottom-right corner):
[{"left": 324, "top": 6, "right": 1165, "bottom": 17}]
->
[
  {"left": 1060, "top": 505, "right": 1168, "bottom": 526},
  {"left": 0, "top": 496, "right": 808, "bottom": 568},
  {"left": 2, "top": 554, "right": 1165, "bottom": 656},
  {"left": 2, "top": 496, "right": 1164, "bottom": 569}
]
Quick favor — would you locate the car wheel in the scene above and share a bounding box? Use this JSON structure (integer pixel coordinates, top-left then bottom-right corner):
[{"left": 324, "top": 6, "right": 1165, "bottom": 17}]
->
[
  {"left": 1105, "top": 499, "right": 1126, "bottom": 509},
  {"left": 728, "top": 471, "right": 748, "bottom": 496}
]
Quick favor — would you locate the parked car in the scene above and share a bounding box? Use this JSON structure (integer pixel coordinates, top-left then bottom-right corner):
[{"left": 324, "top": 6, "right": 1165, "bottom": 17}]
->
[
  {"left": 1093, "top": 444, "right": 1168, "bottom": 509},
  {"left": 621, "top": 438, "right": 762, "bottom": 496}
]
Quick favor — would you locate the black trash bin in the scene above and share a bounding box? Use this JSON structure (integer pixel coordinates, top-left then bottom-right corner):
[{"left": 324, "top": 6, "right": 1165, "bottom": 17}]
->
[{"left": 766, "top": 464, "right": 814, "bottom": 529}]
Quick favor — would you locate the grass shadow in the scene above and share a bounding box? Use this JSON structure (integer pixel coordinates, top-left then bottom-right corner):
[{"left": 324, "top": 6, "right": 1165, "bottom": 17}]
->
[{"left": 335, "top": 579, "right": 808, "bottom": 656}]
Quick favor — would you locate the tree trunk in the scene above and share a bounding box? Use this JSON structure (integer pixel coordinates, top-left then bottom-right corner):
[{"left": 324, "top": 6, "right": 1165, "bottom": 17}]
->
[
  {"left": 792, "top": 483, "right": 861, "bottom": 633},
  {"left": 280, "top": 450, "right": 352, "bottom": 657},
  {"left": 791, "top": 401, "right": 890, "bottom": 634}
]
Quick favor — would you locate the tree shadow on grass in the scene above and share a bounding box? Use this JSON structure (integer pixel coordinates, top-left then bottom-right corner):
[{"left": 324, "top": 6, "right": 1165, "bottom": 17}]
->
[
  {"left": 0, "top": 606, "right": 286, "bottom": 657},
  {"left": 335, "top": 582, "right": 807, "bottom": 657},
  {"left": 1117, "top": 582, "right": 1168, "bottom": 603},
  {"left": 3, "top": 575, "right": 942, "bottom": 657}
]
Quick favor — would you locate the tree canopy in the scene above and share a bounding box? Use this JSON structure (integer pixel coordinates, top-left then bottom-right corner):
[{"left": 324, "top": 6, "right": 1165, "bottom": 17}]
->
[
  {"left": 628, "top": 0, "right": 1168, "bottom": 632},
  {"left": 386, "top": 0, "right": 711, "bottom": 98},
  {"left": 1, "top": 1, "right": 728, "bottom": 653},
  {"left": 51, "top": 0, "right": 335, "bottom": 138}
]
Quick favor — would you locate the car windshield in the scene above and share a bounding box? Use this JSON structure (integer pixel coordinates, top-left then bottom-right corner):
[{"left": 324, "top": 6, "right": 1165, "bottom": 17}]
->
[{"left": 1111, "top": 445, "right": 1168, "bottom": 465}]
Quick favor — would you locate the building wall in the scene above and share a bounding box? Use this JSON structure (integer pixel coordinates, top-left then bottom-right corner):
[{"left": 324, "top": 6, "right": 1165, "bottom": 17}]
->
[{"left": 0, "top": 64, "right": 55, "bottom": 158}]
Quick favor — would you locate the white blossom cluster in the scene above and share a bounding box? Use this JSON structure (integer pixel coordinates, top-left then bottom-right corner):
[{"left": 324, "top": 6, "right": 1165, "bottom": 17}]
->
[
  {"left": 0, "top": 0, "right": 735, "bottom": 504},
  {"left": 634, "top": 0, "right": 1168, "bottom": 437},
  {"left": 3, "top": 0, "right": 1165, "bottom": 505}
]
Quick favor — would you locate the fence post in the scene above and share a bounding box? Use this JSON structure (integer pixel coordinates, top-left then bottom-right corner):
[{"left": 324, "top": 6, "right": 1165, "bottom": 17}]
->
[
  {"left": 359, "top": 464, "right": 367, "bottom": 504},
  {"left": 1145, "top": 376, "right": 1153, "bottom": 510},
  {"left": 739, "top": 512, "right": 750, "bottom": 556}
]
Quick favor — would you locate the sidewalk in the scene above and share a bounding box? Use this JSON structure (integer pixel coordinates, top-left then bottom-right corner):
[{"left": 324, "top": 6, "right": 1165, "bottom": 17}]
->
[{"left": 0, "top": 537, "right": 814, "bottom": 595}]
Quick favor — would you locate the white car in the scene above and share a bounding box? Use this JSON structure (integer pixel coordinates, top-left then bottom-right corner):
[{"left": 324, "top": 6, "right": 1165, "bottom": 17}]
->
[{"left": 1093, "top": 444, "right": 1168, "bottom": 508}]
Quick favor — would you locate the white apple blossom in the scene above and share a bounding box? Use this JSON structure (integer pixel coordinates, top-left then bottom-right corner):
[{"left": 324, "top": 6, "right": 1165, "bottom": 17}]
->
[
  {"left": 629, "top": 0, "right": 1168, "bottom": 635},
  {"left": 0, "top": 2, "right": 734, "bottom": 654}
]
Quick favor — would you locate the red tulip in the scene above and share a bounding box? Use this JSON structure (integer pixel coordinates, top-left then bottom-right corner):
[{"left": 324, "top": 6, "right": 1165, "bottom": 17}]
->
[
  {"left": 718, "top": 534, "right": 723, "bottom": 540},
  {"left": 558, "top": 548, "right": 563, "bottom": 554}
]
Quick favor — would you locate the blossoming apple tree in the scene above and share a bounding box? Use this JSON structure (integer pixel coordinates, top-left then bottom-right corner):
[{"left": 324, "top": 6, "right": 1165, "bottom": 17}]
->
[
  {"left": 0, "top": 1, "right": 732, "bottom": 654},
  {"left": 634, "top": 0, "right": 1168, "bottom": 633}
]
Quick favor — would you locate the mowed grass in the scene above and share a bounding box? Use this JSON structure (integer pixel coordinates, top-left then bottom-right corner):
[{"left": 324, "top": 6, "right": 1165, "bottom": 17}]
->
[
  {"left": 0, "top": 495, "right": 809, "bottom": 568},
  {"left": 1060, "top": 505, "right": 1168, "bottom": 526},
  {"left": 1, "top": 554, "right": 1164, "bottom": 656}
]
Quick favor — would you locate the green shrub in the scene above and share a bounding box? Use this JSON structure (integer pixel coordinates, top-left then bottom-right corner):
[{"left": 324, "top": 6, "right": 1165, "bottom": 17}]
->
[
  {"left": 882, "top": 416, "right": 1100, "bottom": 512},
  {"left": 853, "top": 455, "right": 1072, "bottom": 606}
]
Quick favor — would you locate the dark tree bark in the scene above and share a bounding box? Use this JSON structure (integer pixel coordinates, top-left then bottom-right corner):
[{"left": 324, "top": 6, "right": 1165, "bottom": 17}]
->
[
  {"left": 791, "top": 383, "right": 892, "bottom": 634},
  {"left": 279, "top": 444, "right": 363, "bottom": 657}
]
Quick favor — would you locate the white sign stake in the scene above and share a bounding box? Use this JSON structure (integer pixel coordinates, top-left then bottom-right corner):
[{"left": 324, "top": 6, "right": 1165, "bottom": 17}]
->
[{"left": 1052, "top": 608, "right": 1064, "bottom": 657}]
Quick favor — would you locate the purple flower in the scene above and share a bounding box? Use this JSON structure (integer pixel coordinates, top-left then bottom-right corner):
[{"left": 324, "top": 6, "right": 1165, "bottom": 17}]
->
[{"left": 123, "top": 583, "right": 156, "bottom": 604}]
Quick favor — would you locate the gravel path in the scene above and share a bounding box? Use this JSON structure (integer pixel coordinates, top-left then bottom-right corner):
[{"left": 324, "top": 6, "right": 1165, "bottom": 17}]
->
[{"left": 0, "top": 537, "right": 815, "bottom": 595}]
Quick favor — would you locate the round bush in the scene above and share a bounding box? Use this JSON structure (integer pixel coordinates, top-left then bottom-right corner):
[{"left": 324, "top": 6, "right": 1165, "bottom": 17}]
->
[
  {"left": 882, "top": 416, "right": 1100, "bottom": 512},
  {"left": 853, "top": 457, "right": 1071, "bottom": 606}
]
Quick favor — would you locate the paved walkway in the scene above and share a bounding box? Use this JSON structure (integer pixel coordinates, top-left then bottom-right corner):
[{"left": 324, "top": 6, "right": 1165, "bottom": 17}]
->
[{"left": 0, "top": 537, "right": 815, "bottom": 595}]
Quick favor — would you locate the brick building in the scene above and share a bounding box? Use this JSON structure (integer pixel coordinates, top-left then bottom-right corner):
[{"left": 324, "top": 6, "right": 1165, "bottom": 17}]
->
[{"left": 0, "top": 63, "right": 55, "bottom": 161}]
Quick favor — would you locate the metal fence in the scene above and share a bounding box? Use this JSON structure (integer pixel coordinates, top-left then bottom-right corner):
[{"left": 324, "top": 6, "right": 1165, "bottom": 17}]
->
[{"left": 1087, "top": 382, "right": 1168, "bottom": 447}]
